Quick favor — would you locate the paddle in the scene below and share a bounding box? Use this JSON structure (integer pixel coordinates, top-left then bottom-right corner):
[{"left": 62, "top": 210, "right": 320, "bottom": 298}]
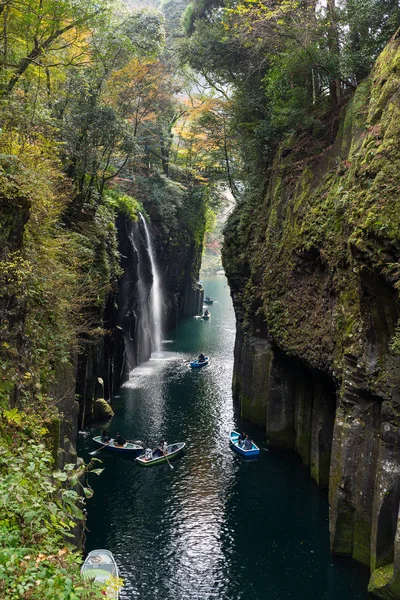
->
[
  {"left": 163, "top": 450, "right": 174, "bottom": 470},
  {"left": 90, "top": 444, "right": 108, "bottom": 456}
]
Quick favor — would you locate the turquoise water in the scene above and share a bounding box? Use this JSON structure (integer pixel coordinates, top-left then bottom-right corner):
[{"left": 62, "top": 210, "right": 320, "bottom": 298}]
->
[{"left": 79, "top": 276, "right": 369, "bottom": 600}]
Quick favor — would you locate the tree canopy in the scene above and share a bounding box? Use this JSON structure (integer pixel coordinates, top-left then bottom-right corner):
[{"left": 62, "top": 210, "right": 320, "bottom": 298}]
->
[{"left": 180, "top": 0, "right": 400, "bottom": 192}]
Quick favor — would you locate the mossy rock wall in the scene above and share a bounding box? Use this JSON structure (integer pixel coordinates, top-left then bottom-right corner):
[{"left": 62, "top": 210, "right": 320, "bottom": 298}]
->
[{"left": 223, "top": 34, "right": 400, "bottom": 599}]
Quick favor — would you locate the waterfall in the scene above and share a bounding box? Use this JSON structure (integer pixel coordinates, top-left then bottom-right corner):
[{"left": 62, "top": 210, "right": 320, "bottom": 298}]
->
[
  {"left": 140, "top": 214, "right": 163, "bottom": 353},
  {"left": 111, "top": 213, "right": 164, "bottom": 381}
]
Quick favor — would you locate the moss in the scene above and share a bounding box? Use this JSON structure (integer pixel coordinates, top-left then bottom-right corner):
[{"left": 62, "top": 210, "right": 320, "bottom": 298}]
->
[
  {"left": 330, "top": 459, "right": 342, "bottom": 499},
  {"left": 353, "top": 516, "right": 373, "bottom": 565},
  {"left": 369, "top": 563, "right": 394, "bottom": 588},
  {"left": 240, "top": 393, "right": 252, "bottom": 417},
  {"left": 331, "top": 503, "right": 355, "bottom": 556},
  {"left": 93, "top": 398, "right": 114, "bottom": 422},
  {"left": 368, "top": 563, "right": 400, "bottom": 600}
]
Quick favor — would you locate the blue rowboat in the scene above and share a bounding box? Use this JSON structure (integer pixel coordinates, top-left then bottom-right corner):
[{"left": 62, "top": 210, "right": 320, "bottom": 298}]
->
[
  {"left": 204, "top": 297, "right": 214, "bottom": 304},
  {"left": 230, "top": 431, "right": 260, "bottom": 457},
  {"left": 81, "top": 549, "right": 120, "bottom": 599},
  {"left": 92, "top": 436, "right": 144, "bottom": 456},
  {"left": 190, "top": 356, "right": 209, "bottom": 368}
]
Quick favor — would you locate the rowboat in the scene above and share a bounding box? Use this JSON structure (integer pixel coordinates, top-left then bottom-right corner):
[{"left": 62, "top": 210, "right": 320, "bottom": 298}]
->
[
  {"left": 230, "top": 431, "right": 260, "bottom": 457},
  {"left": 92, "top": 436, "right": 144, "bottom": 455},
  {"left": 204, "top": 297, "right": 214, "bottom": 304},
  {"left": 202, "top": 312, "right": 211, "bottom": 319},
  {"left": 136, "top": 442, "right": 185, "bottom": 467},
  {"left": 81, "top": 549, "right": 120, "bottom": 599},
  {"left": 190, "top": 356, "right": 209, "bottom": 368}
]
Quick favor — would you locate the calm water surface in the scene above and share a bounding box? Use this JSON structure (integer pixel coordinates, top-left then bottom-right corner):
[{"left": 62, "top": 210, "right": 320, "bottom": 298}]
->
[{"left": 79, "top": 276, "right": 369, "bottom": 600}]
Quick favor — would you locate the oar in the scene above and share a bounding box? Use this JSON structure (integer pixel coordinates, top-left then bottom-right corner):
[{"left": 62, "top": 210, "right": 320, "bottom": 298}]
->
[
  {"left": 163, "top": 450, "right": 174, "bottom": 470},
  {"left": 90, "top": 444, "right": 108, "bottom": 456}
]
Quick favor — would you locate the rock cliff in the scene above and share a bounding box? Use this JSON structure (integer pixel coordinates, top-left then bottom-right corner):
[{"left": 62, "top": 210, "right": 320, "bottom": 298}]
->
[{"left": 223, "top": 34, "right": 400, "bottom": 598}]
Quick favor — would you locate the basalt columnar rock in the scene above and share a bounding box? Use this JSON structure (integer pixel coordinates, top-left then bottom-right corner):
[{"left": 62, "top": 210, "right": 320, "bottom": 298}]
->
[{"left": 223, "top": 34, "right": 400, "bottom": 599}]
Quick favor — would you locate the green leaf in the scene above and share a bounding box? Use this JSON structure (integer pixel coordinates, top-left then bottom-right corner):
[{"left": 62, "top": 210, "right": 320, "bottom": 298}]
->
[
  {"left": 64, "top": 463, "right": 76, "bottom": 472},
  {"left": 24, "top": 511, "right": 37, "bottom": 523},
  {"left": 82, "top": 487, "right": 94, "bottom": 499},
  {"left": 90, "top": 468, "right": 104, "bottom": 476}
]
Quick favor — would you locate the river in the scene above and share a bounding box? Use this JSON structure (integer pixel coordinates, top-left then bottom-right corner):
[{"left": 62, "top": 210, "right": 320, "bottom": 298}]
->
[{"left": 79, "top": 275, "right": 369, "bottom": 600}]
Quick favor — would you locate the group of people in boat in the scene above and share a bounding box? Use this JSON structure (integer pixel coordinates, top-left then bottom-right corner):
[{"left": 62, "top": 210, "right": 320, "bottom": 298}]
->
[
  {"left": 101, "top": 430, "right": 126, "bottom": 446},
  {"left": 237, "top": 432, "right": 253, "bottom": 450},
  {"left": 101, "top": 431, "right": 170, "bottom": 456}
]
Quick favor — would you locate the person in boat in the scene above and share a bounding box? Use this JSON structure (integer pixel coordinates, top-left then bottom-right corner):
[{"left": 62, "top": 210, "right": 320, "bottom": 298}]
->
[
  {"left": 204, "top": 309, "right": 210, "bottom": 317},
  {"left": 198, "top": 353, "right": 206, "bottom": 362},
  {"left": 153, "top": 440, "right": 166, "bottom": 457},
  {"left": 243, "top": 435, "right": 252, "bottom": 450},
  {"left": 238, "top": 432, "right": 246, "bottom": 446},
  {"left": 114, "top": 432, "right": 126, "bottom": 446},
  {"left": 101, "top": 430, "right": 111, "bottom": 443}
]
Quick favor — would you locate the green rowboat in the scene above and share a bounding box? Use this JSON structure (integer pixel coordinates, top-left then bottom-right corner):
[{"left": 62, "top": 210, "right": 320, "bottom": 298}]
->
[
  {"left": 81, "top": 549, "right": 120, "bottom": 599},
  {"left": 136, "top": 442, "right": 185, "bottom": 466}
]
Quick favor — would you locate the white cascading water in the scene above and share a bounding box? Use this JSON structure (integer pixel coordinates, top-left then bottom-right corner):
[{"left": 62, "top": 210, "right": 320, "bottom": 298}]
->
[{"left": 140, "top": 214, "right": 163, "bottom": 353}]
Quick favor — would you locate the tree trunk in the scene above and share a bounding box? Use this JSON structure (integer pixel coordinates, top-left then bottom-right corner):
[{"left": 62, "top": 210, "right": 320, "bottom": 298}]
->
[
  {"left": 160, "top": 136, "right": 169, "bottom": 177},
  {"left": 327, "top": 0, "right": 341, "bottom": 107}
]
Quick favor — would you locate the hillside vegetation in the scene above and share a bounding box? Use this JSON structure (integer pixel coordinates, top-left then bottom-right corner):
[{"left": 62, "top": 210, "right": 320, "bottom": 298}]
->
[{"left": 0, "top": 0, "right": 223, "bottom": 596}]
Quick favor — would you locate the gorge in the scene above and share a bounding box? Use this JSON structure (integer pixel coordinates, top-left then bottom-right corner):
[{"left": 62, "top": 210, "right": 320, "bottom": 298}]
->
[{"left": 1, "top": 0, "right": 400, "bottom": 599}]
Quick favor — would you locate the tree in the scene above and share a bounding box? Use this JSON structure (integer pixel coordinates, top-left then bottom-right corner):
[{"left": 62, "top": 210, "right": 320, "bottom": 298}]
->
[
  {"left": 342, "top": 0, "right": 400, "bottom": 84},
  {"left": 55, "top": 9, "right": 166, "bottom": 208},
  {"left": 180, "top": 0, "right": 400, "bottom": 197},
  {"left": 0, "top": 0, "right": 112, "bottom": 95},
  {"left": 173, "top": 94, "right": 240, "bottom": 195},
  {"left": 104, "top": 57, "right": 184, "bottom": 177}
]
